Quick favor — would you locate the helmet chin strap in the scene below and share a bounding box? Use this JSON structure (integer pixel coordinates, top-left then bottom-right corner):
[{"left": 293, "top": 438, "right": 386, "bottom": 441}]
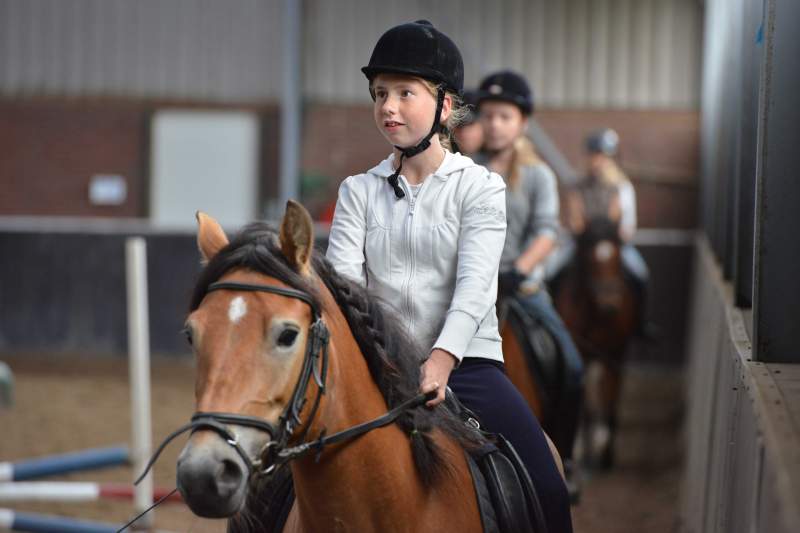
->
[{"left": 387, "top": 88, "right": 446, "bottom": 199}]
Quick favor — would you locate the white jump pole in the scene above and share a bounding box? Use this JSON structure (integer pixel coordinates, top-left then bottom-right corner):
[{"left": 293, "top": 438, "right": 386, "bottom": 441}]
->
[{"left": 125, "top": 237, "right": 154, "bottom": 527}]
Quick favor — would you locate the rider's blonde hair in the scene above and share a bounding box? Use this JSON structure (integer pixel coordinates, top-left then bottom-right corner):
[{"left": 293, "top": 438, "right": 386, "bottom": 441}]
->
[
  {"left": 506, "top": 136, "right": 544, "bottom": 190},
  {"left": 419, "top": 79, "right": 467, "bottom": 152},
  {"left": 594, "top": 156, "right": 628, "bottom": 187}
]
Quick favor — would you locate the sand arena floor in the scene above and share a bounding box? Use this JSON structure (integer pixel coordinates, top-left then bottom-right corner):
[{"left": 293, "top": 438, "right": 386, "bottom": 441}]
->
[{"left": 0, "top": 355, "right": 682, "bottom": 532}]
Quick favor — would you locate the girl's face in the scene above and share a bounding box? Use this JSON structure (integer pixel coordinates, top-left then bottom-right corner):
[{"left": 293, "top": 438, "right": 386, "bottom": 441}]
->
[
  {"left": 372, "top": 74, "right": 451, "bottom": 148},
  {"left": 589, "top": 153, "right": 611, "bottom": 176},
  {"left": 479, "top": 100, "right": 527, "bottom": 152}
]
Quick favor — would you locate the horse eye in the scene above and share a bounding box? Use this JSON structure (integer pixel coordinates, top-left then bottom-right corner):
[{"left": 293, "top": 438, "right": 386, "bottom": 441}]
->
[
  {"left": 182, "top": 327, "right": 193, "bottom": 346},
  {"left": 277, "top": 328, "right": 299, "bottom": 347}
]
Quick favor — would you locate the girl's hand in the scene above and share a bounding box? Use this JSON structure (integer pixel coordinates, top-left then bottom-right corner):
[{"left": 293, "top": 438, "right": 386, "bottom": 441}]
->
[{"left": 420, "top": 348, "right": 458, "bottom": 407}]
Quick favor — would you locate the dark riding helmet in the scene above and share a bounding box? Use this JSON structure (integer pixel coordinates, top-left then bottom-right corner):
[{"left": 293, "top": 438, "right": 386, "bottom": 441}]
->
[
  {"left": 362, "top": 20, "right": 465, "bottom": 199},
  {"left": 361, "top": 20, "right": 464, "bottom": 96},
  {"left": 586, "top": 128, "right": 620, "bottom": 156},
  {"left": 477, "top": 70, "right": 534, "bottom": 115}
]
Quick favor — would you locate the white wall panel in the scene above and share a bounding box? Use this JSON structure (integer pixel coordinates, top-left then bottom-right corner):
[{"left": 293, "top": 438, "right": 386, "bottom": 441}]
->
[{"left": 587, "top": 0, "right": 610, "bottom": 106}]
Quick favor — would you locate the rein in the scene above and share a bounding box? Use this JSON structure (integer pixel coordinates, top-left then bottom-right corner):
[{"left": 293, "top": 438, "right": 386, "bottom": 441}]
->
[{"left": 125, "top": 279, "right": 433, "bottom": 529}]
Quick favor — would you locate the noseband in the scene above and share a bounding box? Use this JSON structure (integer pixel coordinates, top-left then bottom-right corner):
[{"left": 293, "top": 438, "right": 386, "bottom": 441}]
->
[{"left": 135, "top": 279, "right": 433, "bottom": 486}]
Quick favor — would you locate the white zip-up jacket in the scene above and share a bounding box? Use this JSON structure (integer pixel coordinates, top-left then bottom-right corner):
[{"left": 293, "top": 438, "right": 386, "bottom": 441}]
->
[{"left": 326, "top": 150, "right": 507, "bottom": 363}]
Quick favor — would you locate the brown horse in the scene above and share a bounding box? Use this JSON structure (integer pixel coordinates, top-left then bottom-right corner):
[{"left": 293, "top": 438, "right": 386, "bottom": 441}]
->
[
  {"left": 175, "top": 202, "right": 486, "bottom": 531},
  {"left": 552, "top": 217, "right": 638, "bottom": 469}
]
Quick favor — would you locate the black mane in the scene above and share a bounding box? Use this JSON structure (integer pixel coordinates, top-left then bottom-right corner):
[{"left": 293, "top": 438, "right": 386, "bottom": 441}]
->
[{"left": 191, "top": 222, "right": 481, "bottom": 487}]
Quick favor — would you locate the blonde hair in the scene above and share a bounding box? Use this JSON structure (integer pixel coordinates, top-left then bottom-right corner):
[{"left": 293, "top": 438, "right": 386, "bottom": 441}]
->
[
  {"left": 594, "top": 156, "right": 628, "bottom": 187},
  {"left": 419, "top": 79, "right": 467, "bottom": 151},
  {"left": 506, "top": 136, "right": 544, "bottom": 190}
]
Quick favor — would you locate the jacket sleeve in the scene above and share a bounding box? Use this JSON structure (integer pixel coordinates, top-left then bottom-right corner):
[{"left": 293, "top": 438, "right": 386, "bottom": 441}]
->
[
  {"left": 325, "top": 176, "right": 368, "bottom": 286},
  {"left": 526, "top": 163, "right": 560, "bottom": 242},
  {"left": 618, "top": 180, "right": 637, "bottom": 240},
  {"left": 433, "top": 170, "right": 507, "bottom": 361}
]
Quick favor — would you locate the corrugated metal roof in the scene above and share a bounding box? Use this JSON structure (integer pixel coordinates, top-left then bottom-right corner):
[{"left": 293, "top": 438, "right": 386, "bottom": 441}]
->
[{"left": 0, "top": 0, "right": 703, "bottom": 108}]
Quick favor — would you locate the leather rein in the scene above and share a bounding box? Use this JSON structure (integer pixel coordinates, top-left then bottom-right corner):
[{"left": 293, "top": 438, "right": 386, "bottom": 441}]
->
[{"left": 134, "top": 280, "right": 434, "bottom": 486}]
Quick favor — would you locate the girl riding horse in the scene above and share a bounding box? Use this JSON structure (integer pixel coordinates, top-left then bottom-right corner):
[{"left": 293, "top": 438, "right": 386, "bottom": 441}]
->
[
  {"left": 472, "top": 70, "right": 584, "bottom": 496},
  {"left": 326, "top": 21, "right": 572, "bottom": 533},
  {"left": 565, "top": 128, "right": 649, "bottom": 335}
]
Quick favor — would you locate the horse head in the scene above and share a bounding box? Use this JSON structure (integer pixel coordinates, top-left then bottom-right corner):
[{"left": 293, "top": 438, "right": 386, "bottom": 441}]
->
[
  {"left": 176, "top": 201, "right": 321, "bottom": 517},
  {"left": 576, "top": 217, "right": 626, "bottom": 315}
]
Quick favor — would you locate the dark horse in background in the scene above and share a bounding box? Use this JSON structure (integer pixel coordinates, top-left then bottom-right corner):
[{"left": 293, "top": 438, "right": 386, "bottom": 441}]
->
[{"left": 552, "top": 217, "right": 638, "bottom": 469}]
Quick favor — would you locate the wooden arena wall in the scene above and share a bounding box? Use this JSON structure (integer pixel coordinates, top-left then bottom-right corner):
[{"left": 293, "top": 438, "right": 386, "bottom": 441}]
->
[{"left": 682, "top": 238, "right": 800, "bottom": 533}]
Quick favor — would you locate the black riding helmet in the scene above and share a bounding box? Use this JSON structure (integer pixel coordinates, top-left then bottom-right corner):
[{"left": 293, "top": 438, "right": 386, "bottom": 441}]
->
[
  {"left": 362, "top": 20, "right": 464, "bottom": 199},
  {"left": 477, "top": 70, "right": 534, "bottom": 115},
  {"left": 586, "top": 128, "right": 620, "bottom": 156}
]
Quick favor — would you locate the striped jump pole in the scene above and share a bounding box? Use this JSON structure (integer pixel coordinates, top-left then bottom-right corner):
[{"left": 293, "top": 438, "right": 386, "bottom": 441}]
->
[
  {"left": 0, "top": 508, "right": 121, "bottom": 533},
  {"left": 0, "top": 447, "right": 129, "bottom": 482},
  {"left": 0, "top": 482, "right": 182, "bottom": 504}
]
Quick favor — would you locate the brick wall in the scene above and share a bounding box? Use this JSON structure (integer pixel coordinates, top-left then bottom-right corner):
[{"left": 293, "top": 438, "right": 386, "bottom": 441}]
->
[
  {"left": 0, "top": 98, "right": 698, "bottom": 228},
  {"left": 302, "top": 105, "right": 700, "bottom": 228},
  {"left": 0, "top": 100, "right": 146, "bottom": 217},
  {"left": 0, "top": 99, "right": 279, "bottom": 218}
]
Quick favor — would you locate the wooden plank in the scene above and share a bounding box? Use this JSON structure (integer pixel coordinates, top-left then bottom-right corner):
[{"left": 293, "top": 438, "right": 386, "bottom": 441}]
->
[
  {"left": 686, "top": 237, "right": 800, "bottom": 532},
  {"left": 682, "top": 239, "right": 723, "bottom": 532},
  {"left": 766, "top": 364, "right": 800, "bottom": 382},
  {"left": 727, "top": 382, "right": 759, "bottom": 533}
]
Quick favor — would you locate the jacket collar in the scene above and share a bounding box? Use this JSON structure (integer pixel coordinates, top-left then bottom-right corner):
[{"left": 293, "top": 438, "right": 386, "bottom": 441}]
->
[{"left": 368, "top": 150, "right": 477, "bottom": 181}]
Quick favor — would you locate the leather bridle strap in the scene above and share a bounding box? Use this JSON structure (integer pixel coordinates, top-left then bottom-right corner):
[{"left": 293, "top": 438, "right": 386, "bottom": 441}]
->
[
  {"left": 271, "top": 390, "right": 436, "bottom": 467},
  {"left": 134, "top": 412, "right": 277, "bottom": 485},
  {"left": 134, "top": 279, "right": 431, "bottom": 487},
  {"left": 207, "top": 281, "right": 321, "bottom": 318}
]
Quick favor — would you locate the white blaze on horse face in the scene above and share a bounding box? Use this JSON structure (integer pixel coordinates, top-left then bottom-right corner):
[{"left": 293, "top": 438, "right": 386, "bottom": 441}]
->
[
  {"left": 594, "top": 241, "right": 615, "bottom": 263},
  {"left": 228, "top": 296, "right": 248, "bottom": 324}
]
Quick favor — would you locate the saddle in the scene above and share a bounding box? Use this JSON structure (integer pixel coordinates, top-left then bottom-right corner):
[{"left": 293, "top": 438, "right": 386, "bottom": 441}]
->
[
  {"left": 500, "top": 296, "right": 563, "bottom": 422},
  {"left": 228, "top": 395, "right": 547, "bottom": 533},
  {"left": 448, "top": 391, "right": 548, "bottom": 533}
]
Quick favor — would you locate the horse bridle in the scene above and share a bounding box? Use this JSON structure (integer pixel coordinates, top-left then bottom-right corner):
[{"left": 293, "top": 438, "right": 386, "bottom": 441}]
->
[{"left": 134, "top": 280, "right": 433, "bottom": 486}]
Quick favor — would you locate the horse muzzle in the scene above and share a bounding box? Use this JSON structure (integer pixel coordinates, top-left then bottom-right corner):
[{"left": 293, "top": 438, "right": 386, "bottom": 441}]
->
[{"left": 176, "top": 433, "right": 250, "bottom": 517}]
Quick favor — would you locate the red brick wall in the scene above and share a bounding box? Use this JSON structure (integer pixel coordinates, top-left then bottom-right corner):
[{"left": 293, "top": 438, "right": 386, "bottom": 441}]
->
[
  {"left": 302, "top": 105, "right": 700, "bottom": 228},
  {"left": 0, "top": 100, "right": 146, "bottom": 216},
  {"left": 0, "top": 98, "right": 280, "bottom": 218},
  {"left": 0, "top": 98, "right": 698, "bottom": 228}
]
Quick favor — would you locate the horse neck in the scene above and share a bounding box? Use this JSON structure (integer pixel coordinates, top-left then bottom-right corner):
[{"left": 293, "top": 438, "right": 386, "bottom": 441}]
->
[{"left": 288, "top": 281, "right": 433, "bottom": 530}]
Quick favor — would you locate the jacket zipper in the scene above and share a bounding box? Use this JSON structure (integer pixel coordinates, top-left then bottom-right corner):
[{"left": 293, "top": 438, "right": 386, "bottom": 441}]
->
[
  {"left": 402, "top": 177, "right": 432, "bottom": 332},
  {"left": 406, "top": 192, "right": 416, "bottom": 328}
]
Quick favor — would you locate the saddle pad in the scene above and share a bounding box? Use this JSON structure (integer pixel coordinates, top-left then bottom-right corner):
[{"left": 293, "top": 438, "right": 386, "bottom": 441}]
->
[
  {"left": 504, "top": 297, "right": 562, "bottom": 413},
  {"left": 447, "top": 391, "right": 548, "bottom": 533},
  {"left": 470, "top": 442, "right": 537, "bottom": 533},
  {"left": 467, "top": 451, "right": 500, "bottom": 533}
]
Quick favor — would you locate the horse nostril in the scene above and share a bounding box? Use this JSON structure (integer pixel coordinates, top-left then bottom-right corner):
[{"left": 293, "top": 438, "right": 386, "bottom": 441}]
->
[{"left": 216, "top": 458, "right": 244, "bottom": 495}]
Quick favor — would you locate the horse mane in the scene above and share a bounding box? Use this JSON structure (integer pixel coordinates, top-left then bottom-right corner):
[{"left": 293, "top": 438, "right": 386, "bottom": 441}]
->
[{"left": 190, "top": 222, "right": 482, "bottom": 487}]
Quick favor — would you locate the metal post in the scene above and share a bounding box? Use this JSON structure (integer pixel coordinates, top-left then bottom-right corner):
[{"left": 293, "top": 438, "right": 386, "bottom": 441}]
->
[
  {"left": 752, "top": 0, "right": 800, "bottom": 362},
  {"left": 732, "top": 0, "right": 762, "bottom": 308},
  {"left": 278, "top": 0, "right": 302, "bottom": 215},
  {"left": 125, "top": 238, "right": 153, "bottom": 526}
]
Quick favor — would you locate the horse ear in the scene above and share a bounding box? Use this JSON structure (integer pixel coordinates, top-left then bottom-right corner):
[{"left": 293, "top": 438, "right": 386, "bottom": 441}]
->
[
  {"left": 279, "top": 200, "right": 314, "bottom": 276},
  {"left": 196, "top": 211, "right": 229, "bottom": 264}
]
